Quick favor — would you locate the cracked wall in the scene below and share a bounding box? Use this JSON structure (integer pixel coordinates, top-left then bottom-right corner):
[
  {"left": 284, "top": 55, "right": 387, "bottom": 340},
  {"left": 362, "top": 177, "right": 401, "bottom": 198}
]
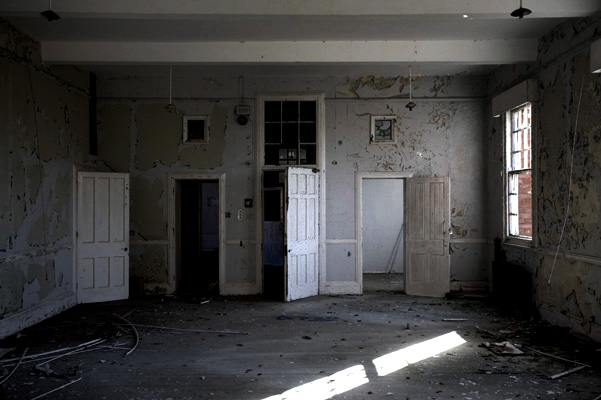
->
[
  {"left": 487, "top": 16, "right": 601, "bottom": 340},
  {"left": 97, "top": 68, "right": 488, "bottom": 291},
  {"left": 0, "top": 19, "right": 92, "bottom": 326}
]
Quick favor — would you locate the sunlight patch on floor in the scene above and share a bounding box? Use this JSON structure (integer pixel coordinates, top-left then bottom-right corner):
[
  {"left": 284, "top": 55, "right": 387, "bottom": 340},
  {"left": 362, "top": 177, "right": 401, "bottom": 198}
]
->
[
  {"left": 372, "top": 331, "right": 466, "bottom": 376},
  {"left": 262, "top": 331, "right": 466, "bottom": 399}
]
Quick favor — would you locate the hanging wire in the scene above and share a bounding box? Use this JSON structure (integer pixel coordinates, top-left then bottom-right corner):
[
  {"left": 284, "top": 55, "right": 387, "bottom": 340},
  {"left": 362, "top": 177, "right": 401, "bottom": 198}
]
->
[
  {"left": 405, "top": 66, "right": 416, "bottom": 111},
  {"left": 169, "top": 66, "right": 172, "bottom": 104},
  {"left": 547, "top": 71, "right": 586, "bottom": 285}
]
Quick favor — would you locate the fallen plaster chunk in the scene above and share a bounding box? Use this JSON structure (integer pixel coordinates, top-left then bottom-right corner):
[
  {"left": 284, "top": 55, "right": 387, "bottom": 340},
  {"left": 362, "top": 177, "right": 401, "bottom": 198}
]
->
[{"left": 481, "top": 341, "right": 524, "bottom": 355}]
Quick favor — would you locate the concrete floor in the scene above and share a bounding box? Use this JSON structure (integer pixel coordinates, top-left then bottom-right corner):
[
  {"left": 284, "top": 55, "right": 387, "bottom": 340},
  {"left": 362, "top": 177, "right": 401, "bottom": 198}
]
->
[{"left": 1, "top": 275, "right": 600, "bottom": 400}]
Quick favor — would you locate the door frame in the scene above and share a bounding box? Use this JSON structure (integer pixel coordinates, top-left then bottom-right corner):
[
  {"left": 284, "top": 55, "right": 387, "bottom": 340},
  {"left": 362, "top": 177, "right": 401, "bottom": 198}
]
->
[
  {"left": 255, "top": 93, "right": 326, "bottom": 295},
  {"left": 168, "top": 172, "right": 226, "bottom": 294},
  {"left": 355, "top": 172, "right": 413, "bottom": 293}
]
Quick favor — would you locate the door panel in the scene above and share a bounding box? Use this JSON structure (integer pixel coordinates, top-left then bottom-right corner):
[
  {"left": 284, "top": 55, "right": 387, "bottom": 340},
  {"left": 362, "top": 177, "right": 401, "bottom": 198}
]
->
[
  {"left": 405, "top": 177, "right": 450, "bottom": 297},
  {"left": 77, "top": 172, "right": 129, "bottom": 303},
  {"left": 286, "top": 167, "right": 319, "bottom": 301}
]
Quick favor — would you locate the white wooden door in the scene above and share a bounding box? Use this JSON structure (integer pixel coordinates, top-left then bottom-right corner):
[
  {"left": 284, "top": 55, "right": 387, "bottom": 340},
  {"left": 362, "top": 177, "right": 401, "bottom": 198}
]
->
[
  {"left": 77, "top": 172, "right": 130, "bottom": 303},
  {"left": 285, "top": 167, "right": 319, "bottom": 301},
  {"left": 405, "top": 177, "right": 450, "bottom": 297}
]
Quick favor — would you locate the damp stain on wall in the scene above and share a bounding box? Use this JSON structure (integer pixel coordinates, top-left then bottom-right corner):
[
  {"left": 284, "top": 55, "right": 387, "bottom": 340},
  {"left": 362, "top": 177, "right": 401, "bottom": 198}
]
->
[
  {"left": 336, "top": 75, "right": 403, "bottom": 98},
  {"left": 130, "top": 245, "right": 168, "bottom": 285},
  {"left": 26, "top": 260, "right": 56, "bottom": 301},
  {"left": 0, "top": 263, "right": 26, "bottom": 315},
  {"left": 536, "top": 256, "right": 601, "bottom": 335}
]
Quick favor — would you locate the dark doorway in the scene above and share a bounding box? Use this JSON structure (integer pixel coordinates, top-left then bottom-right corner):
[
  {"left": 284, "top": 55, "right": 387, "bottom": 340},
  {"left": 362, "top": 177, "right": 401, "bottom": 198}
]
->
[
  {"left": 263, "top": 171, "right": 285, "bottom": 300},
  {"left": 178, "top": 180, "right": 219, "bottom": 296}
]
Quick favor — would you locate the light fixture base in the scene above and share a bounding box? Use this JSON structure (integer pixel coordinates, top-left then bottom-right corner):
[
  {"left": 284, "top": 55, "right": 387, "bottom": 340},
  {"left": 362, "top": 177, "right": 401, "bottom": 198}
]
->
[
  {"left": 41, "top": 9, "right": 60, "bottom": 21},
  {"left": 510, "top": 7, "right": 531, "bottom": 18}
]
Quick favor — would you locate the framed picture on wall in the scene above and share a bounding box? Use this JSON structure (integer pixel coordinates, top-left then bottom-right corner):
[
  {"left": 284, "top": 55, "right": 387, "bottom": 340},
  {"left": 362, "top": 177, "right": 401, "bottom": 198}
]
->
[{"left": 370, "top": 115, "right": 396, "bottom": 143}]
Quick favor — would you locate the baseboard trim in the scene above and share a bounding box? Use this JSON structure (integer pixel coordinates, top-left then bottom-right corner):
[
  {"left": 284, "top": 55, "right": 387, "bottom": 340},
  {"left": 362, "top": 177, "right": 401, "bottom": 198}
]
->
[{"left": 0, "top": 293, "right": 77, "bottom": 339}]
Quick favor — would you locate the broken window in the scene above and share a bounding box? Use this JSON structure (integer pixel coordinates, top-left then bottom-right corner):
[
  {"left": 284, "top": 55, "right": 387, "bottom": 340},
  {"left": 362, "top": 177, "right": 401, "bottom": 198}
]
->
[
  {"left": 506, "top": 103, "right": 532, "bottom": 239},
  {"left": 183, "top": 116, "right": 209, "bottom": 144},
  {"left": 264, "top": 100, "right": 317, "bottom": 166},
  {"left": 370, "top": 116, "right": 396, "bottom": 143}
]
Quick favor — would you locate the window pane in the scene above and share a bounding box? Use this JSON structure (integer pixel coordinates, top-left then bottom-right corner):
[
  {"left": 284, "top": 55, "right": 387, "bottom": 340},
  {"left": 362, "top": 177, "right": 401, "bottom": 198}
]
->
[
  {"left": 300, "top": 122, "right": 316, "bottom": 143},
  {"left": 282, "top": 101, "right": 298, "bottom": 122},
  {"left": 508, "top": 171, "right": 532, "bottom": 237},
  {"left": 282, "top": 123, "right": 298, "bottom": 147},
  {"left": 265, "top": 145, "right": 280, "bottom": 165},
  {"left": 300, "top": 101, "right": 316, "bottom": 122},
  {"left": 507, "top": 104, "right": 532, "bottom": 239},
  {"left": 265, "top": 123, "right": 281, "bottom": 144},
  {"left": 265, "top": 101, "right": 281, "bottom": 122},
  {"left": 300, "top": 144, "right": 316, "bottom": 165},
  {"left": 264, "top": 99, "right": 318, "bottom": 166}
]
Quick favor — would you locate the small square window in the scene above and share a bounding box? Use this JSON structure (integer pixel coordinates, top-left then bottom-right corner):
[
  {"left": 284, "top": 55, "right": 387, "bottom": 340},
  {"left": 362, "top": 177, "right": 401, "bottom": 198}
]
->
[
  {"left": 370, "top": 116, "right": 396, "bottom": 143},
  {"left": 183, "top": 116, "right": 209, "bottom": 144}
]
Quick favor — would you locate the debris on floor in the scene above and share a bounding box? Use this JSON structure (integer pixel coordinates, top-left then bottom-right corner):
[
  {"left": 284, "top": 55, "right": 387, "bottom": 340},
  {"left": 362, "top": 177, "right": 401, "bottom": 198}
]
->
[
  {"left": 0, "top": 291, "right": 599, "bottom": 400},
  {"left": 481, "top": 341, "right": 524, "bottom": 355}
]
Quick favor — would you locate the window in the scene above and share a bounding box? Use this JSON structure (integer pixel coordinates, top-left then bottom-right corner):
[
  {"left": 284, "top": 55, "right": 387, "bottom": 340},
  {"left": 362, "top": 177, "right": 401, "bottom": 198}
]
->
[
  {"left": 264, "top": 100, "right": 317, "bottom": 166},
  {"left": 370, "top": 116, "right": 396, "bottom": 143},
  {"left": 183, "top": 116, "right": 209, "bottom": 144},
  {"left": 506, "top": 103, "right": 532, "bottom": 240}
]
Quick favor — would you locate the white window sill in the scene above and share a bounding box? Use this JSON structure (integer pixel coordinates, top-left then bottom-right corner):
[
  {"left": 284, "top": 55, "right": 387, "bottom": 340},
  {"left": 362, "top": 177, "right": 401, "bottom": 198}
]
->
[{"left": 504, "top": 237, "right": 535, "bottom": 249}]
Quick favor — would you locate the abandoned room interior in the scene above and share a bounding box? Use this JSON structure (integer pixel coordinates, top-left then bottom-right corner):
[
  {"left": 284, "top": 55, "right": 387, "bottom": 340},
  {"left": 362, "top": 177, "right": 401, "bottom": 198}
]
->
[{"left": 1, "top": 1, "right": 601, "bottom": 399}]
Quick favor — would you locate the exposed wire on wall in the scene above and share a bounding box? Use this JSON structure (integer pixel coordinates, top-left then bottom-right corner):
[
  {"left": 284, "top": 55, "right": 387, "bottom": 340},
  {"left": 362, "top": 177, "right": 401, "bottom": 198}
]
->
[
  {"left": 547, "top": 70, "right": 586, "bottom": 285},
  {"left": 27, "top": 68, "right": 49, "bottom": 267}
]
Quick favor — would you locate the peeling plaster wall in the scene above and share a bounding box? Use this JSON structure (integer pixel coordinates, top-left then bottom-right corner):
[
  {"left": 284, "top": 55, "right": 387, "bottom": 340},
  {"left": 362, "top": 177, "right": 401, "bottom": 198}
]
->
[
  {"left": 0, "top": 20, "right": 91, "bottom": 334},
  {"left": 487, "top": 17, "right": 601, "bottom": 340},
  {"left": 98, "top": 68, "right": 488, "bottom": 292}
]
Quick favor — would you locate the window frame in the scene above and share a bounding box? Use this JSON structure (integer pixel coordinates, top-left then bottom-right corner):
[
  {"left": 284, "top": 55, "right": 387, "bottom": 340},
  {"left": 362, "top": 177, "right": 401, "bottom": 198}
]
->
[
  {"left": 503, "top": 102, "right": 536, "bottom": 246},
  {"left": 183, "top": 115, "right": 209, "bottom": 144},
  {"left": 370, "top": 115, "right": 397, "bottom": 144},
  {"left": 258, "top": 93, "right": 324, "bottom": 170}
]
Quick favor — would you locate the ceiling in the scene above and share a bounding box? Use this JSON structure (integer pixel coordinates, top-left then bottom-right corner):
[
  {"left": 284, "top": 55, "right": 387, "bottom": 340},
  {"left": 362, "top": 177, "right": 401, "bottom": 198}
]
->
[{"left": 1, "top": 0, "right": 600, "bottom": 76}]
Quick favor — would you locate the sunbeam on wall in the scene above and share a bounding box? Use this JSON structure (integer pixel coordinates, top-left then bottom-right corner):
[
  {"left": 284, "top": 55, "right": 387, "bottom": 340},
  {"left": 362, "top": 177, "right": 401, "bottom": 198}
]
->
[{"left": 262, "top": 331, "right": 466, "bottom": 400}]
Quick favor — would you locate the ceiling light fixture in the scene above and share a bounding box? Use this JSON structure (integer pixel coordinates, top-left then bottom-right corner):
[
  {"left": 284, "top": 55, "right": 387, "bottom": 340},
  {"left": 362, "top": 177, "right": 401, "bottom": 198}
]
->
[
  {"left": 165, "top": 66, "right": 176, "bottom": 112},
  {"left": 405, "top": 66, "right": 416, "bottom": 111},
  {"left": 41, "top": 0, "right": 60, "bottom": 21},
  {"left": 510, "top": 0, "right": 532, "bottom": 19}
]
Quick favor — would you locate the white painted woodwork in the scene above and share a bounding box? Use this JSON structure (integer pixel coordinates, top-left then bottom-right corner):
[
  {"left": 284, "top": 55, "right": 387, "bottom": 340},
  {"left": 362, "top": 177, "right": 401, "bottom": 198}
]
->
[
  {"left": 76, "top": 172, "right": 129, "bottom": 303},
  {"left": 286, "top": 167, "right": 319, "bottom": 302},
  {"left": 405, "top": 177, "right": 450, "bottom": 298},
  {"left": 256, "top": 93, "right": 325, "bottom": 297}
]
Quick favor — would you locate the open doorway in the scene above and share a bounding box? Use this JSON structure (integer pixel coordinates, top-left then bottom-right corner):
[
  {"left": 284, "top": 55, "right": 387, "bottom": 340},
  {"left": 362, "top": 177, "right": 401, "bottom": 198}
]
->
[
  {"left": 177, "top": 179, "right": 220, "bottom": 296},
  {"left": 356, "top": 172, "right": 412, "bottom": 293},
  {"left": 263, "top": 170, "right": 285, "bottom": 300}
]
